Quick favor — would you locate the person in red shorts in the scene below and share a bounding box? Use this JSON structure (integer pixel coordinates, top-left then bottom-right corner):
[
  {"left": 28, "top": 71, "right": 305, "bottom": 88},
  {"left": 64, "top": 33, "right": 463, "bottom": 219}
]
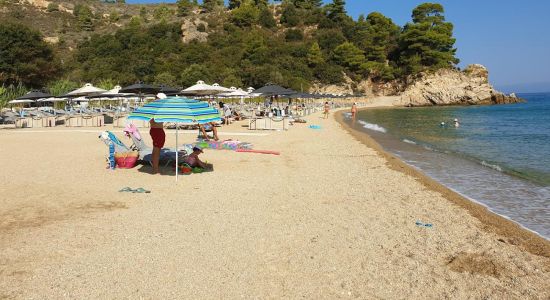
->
[{"left": 149, "top": 119, "right": 165, "bottom": 174}]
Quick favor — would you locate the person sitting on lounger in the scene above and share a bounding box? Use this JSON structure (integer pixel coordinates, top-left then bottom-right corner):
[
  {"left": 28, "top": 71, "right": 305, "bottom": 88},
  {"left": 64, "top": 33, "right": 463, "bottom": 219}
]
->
[{"left": 199, "top": 122, "right": 219, "bottom": 141}]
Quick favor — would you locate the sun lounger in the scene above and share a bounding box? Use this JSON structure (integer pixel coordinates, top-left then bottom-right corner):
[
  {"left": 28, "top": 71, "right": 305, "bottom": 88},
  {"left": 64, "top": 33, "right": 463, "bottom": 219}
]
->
[{"left": 123, "top": 124, "right": 178, "bottom": 167}]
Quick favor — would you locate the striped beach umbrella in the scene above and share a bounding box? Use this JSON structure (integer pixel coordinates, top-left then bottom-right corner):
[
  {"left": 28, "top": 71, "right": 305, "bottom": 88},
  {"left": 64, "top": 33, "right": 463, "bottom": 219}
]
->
[{"left": 128, "top": 97, "right": 221, "bottom": 180}]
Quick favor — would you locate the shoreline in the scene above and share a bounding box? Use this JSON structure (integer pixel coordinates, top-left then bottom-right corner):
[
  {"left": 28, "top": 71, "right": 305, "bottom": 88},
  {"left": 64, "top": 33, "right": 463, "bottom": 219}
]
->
[{"left": 335, "top": 109, "right": 550, "bottom": 258}]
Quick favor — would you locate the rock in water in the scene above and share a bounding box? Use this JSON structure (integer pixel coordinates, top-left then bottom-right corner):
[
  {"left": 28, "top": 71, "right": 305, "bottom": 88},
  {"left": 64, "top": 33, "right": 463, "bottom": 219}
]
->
[{"left": 395, "top": 64, "right": 524, "bottom": 106}]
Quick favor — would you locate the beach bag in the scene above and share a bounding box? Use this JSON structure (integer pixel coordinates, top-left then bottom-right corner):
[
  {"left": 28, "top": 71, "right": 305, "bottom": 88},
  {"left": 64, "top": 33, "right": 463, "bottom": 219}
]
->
[{"left": 114, "top": 151, "right": 139, "bottom": 168}]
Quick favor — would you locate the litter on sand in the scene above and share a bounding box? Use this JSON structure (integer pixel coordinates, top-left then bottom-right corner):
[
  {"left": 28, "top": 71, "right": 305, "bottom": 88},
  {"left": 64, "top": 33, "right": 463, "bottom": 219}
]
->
[
  {"left": 309, "top": 125, "right": 322, "bottom": 130},
  {"left": 119, "top": 187, "right": 151, "bottom": 193},
  {"left": 415, "top": 221, "right": 433, "bottom": 228}
]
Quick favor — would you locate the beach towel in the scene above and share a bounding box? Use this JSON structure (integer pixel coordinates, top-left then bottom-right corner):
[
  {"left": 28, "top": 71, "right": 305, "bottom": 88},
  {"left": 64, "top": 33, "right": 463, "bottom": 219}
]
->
[{"left": 123, "top": 123, "right": 142, "bottom": 141}]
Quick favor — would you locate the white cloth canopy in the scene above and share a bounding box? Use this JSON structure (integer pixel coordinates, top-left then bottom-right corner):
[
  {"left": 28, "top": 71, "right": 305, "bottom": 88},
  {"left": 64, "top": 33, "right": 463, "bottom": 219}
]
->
[
  {"left": 181, "top": 80, "right": 227, "bottom": 96},
  {"left": 66, "top": 83, "right": 106, "bottom": 97},
  {"left": 8, "top": 99, "right": 35, "bottom": 104},
  {"left": 37, "top": 97, "right": 68, "bottom": 102},
  {"left": 219, "top": 89, "right": 250, "bottom": 97}
]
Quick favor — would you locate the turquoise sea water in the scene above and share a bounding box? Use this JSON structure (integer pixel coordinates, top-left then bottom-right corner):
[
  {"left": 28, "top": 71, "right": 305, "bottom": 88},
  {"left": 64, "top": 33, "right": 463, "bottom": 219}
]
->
[{"left": 347, "top": 93, "right": 550, "bottom": 238}]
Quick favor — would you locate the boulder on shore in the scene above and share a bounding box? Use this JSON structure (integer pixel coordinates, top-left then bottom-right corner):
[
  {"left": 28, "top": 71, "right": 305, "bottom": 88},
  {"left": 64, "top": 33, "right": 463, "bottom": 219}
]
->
[{"left": 395, "top": 64, "right": 523, "bottom": 106}]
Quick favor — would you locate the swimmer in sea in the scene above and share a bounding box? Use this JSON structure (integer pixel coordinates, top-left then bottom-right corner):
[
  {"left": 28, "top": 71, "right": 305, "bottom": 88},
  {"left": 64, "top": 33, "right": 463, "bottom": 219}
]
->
[
  {"left": 440, "top": 122, "right": 446, "bottom": 127},
  {"left": 454, "top": 118, "right": 460, "bottom": 127}
]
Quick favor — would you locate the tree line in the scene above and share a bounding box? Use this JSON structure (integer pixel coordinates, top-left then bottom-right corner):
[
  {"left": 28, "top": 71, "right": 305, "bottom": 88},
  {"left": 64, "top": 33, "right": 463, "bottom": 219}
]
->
[{"left": 0, "top": 1, "right": 458, "bottom": 105}]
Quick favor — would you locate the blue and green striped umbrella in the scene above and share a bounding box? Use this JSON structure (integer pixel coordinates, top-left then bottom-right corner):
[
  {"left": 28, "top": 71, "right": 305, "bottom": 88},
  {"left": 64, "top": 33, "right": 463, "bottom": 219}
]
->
[
  {"left": 128, "top": 97, "right": 221, "bottom": 124},
  {"left": 128, "top": 97, "right": 221, "bottom": 181}
]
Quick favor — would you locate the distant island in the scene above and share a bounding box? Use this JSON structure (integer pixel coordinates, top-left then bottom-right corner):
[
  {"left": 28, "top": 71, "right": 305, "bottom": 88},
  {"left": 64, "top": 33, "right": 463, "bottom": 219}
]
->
[{"left": 0, "top": 0, "right": 520, "bottom": 106}]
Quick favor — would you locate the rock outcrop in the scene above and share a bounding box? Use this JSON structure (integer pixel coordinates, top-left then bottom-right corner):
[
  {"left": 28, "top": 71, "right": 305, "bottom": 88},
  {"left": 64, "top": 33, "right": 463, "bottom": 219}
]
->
[
  {"left": 394, "top": 64, "right": 523, "bottom": 106},
  {"left": 181, "top": 18, "right": 208, "bottom": 44}
]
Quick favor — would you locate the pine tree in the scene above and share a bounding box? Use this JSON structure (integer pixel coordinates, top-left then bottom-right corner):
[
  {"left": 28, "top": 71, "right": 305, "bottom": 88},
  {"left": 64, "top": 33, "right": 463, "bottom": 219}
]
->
[
  {"left": 326, "top": 0, "right": 346, "bottom": 23},
  {"left": 307, "top": 42, "right": 324, "bottom": 66},
  {"left": 398, "top": 3, "right": 459, "bottom": 74},
  {"left": 228, "top": 0, "right": 242, "bottom": 9},
  {"left": 202, "top": 0, "right": 224, "bottom": 12},
  {"left": 177, "top": 0, "right": 196, "bottom": 16}
]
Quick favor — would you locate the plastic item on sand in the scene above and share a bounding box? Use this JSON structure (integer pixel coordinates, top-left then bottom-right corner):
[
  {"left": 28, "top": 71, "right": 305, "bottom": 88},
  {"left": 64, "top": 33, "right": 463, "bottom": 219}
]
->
[
  {"left": 118, "top": 187, "right": 151, "bottom": 193},
  {"left": 108, "top": 141, "right": 116, "bottom": 169},
  {"left": 309, "top": 125, "right": 321, "bottom": 130},
  {"left": 236, "top": 149, "right": 280, "bottom": 155},
  {"left": 181, "top": 163, "right": 193, "bottom": 174},
  {"left": 415, "top": 221, "right": 433, "bottom": 228}
]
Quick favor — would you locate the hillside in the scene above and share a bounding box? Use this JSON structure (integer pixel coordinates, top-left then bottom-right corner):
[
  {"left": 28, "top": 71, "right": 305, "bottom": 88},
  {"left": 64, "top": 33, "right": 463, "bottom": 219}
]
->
[{"left": 0, "top": 0, "right": 521, "bottom": 106}]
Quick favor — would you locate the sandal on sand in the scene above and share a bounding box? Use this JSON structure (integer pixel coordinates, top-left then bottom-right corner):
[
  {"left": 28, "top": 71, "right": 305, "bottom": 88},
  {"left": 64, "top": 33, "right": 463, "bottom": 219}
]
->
[
  {"left": 119, "top": 187, "right": 134, "bottom": 193},
  {"left": 133, "top": 187, "right": 151, "bottom": 193}
]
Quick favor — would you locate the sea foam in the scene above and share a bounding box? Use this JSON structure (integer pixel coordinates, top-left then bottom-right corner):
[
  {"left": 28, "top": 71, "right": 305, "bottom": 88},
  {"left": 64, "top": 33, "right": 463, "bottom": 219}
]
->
[
  {"left": 358, "top": 120, "right": 387, "bottom": 133},
  {"left": 481, "top": 161, "right": 503, "bottom": 172}
]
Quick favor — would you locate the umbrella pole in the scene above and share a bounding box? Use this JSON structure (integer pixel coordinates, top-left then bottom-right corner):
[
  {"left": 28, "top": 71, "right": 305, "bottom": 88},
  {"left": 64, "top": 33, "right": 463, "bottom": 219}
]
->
[{"left": 176, "top": 126, "right": 179, "bottom": 181}]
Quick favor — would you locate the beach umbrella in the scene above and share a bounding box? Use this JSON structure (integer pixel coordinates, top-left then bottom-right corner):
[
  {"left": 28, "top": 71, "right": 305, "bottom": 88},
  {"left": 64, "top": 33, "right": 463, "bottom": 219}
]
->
[
  {"left": 8, "top": 99, "right": 35, "bottom": 104},
  {"left": 181, "top": 80, "right": 224, "bottom": 96},
  {"left": 119, "top": 83, "right": 160, "bottom": 95},
  {"left": 253, "top": 84, "right": 296, "bottom": 96},
  {"left": 158, "top": 85, "right": 181, "bottom": 96},
  {"left": 15, "top": 90, "right": 52, "bottom": 100},
  {"left": 64, "top": 83, "right": 106, "bottom": 97},
  {"left": 128, "top": 97, "right": 222, "bottom": 181}
]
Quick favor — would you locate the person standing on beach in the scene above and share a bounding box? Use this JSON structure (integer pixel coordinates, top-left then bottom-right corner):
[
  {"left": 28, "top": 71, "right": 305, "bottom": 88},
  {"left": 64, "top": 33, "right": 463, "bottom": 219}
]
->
[
  {"left": 149, "top": 119, "right": 165, "bottom": 174},
  {"left": 351, "top": 102, "right": 357, "bottom": 118},
  {"left": 324, "top": 102, "right": 330, "bottom": 119}
]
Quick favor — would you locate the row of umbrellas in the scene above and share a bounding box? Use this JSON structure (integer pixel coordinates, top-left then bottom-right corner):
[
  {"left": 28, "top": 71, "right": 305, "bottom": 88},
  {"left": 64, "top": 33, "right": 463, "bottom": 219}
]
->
[{"left": 8, "top": 81, "right": 364, "bottom": 105}]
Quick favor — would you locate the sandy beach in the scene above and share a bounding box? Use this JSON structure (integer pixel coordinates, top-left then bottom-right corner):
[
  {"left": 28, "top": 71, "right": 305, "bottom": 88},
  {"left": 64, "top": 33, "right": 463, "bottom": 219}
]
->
[{"left": 1, "top": 107, "right": 549, "bottom": 299}]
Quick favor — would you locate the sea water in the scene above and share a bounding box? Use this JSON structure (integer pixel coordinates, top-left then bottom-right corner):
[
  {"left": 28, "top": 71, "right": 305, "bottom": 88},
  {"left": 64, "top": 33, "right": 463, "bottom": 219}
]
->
[{"left": 347, "top": 93, "right": 550, "bottom": 239}]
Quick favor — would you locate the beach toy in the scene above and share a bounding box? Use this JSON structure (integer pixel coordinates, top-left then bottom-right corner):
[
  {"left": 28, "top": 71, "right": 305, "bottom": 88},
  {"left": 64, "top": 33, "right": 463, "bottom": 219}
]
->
[
  {"left": 181, "top": 163, "right": 193, "bottom": 174},
  {"left": 415, "top": 221, "right": 433, "bottom": 228},
  {"left": 192, "top": 167, "right": 204, "bottom": 173},
  {"left": 309, "top": 125, "right": 321, "bottom": 130},
  {"left": 236, "top": 149, "right": 280, "bottom": 155}
]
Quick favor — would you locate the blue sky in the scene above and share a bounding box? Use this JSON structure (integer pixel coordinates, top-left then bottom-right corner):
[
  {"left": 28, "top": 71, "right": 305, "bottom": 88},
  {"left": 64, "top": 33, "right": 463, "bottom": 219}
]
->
[{"left": 127, "top": 0, "right": 550, "bottom": 92}]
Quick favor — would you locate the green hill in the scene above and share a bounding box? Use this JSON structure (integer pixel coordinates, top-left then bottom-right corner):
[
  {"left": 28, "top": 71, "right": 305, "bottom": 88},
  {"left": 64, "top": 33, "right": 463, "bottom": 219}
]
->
[{"left": 0, "top": 0, "right": 459, "bottom": 105}]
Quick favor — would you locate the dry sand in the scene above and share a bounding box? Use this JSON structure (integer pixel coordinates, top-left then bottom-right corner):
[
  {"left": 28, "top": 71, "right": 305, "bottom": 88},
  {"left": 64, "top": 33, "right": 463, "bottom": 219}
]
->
[{"left": 0, "top": 109, "right": 549, "bottom": 299}]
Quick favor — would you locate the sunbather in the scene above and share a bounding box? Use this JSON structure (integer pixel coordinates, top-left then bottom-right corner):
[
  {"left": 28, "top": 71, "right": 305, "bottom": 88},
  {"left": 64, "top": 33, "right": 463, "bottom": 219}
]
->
[{"left": 199, "top": 122, "right": 219, "bottom": 141}]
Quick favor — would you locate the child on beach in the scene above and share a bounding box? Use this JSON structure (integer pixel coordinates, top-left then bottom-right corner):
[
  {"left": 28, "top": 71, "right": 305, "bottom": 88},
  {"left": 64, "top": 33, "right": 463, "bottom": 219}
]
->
[
  {"left": 323, "top": 102, "right": 330, "bottom": 119},
  {"left": 185, "top": 146, "right": 212, "bottom": 170}
]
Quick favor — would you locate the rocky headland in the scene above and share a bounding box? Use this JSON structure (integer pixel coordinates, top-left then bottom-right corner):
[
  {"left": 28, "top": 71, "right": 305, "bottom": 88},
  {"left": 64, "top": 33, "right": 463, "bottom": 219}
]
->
[{"left": 394, "top": 64, "right": 523, "bottom": 107}]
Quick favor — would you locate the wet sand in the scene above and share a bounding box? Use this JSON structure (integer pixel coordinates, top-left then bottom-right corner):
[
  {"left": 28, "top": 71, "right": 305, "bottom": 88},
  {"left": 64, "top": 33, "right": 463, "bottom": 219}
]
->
[{"left": 0, "top": 109, "right": 549, "bottom": 299}]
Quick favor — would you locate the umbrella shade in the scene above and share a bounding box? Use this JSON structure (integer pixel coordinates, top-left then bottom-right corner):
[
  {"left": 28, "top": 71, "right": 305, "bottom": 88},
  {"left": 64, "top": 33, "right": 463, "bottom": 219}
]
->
[
  {"left": 16, "top": 91, "right": 52, "bottom": 100},
  {"left": 158, "top": 85, "right": 181, "bottom": 95},
  {"left": 89, "top": 85, "right": 136, "bottom": 98},
  {"left": 128, "top": 97, "right": 222, "bottom": 124},
  {"left": 119, "top": 83, "right": 160, "bottom": 95},
  {"left": 128, "top": 97, "right": 222, "bottom": 182},
  {"left": 37, "top": 97, "right": 68, "bottom": 102},
  {"left": 253, "top": 84, "right": 296, "bottom": 96},
  {"left": 290, "top": 92, "right": 316, "bottom": 99},
  {"left": 219, "top": 89, "right": 250, "bottom": 97},
  {"left": 8, "top": 99, "right": 35, "bottom": 104},
  {"left": 181, "top": 81, "right": 224, "bottom": 96},
  {"left": 65, "top": 83, "right": 107, "bottom": 97}
]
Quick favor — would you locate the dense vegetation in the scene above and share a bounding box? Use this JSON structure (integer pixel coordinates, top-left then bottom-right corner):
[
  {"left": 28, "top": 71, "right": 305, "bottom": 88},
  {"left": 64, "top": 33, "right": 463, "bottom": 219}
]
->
[{"left": 0, "top": 1, "right": 459, "bottom": 107}]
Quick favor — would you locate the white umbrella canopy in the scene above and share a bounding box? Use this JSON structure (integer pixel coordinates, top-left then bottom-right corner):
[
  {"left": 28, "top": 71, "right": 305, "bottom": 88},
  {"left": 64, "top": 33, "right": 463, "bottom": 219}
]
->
[
  {"left": 8, "top": 99, "right": 35, "bottom": 104},
  {"left": 37, "top": 97, "right": 68, "bottom": 102},
  {"left": 181, "top": 80, "right": 224, "bottom": 96},
  {"left": 65, "top": 83, "right": 107, "bottom": 97},
  {"left": 219, "top": 89, "right": 250, "bottom": 97},
  {"left": 211, "top": 83, "right": 232, "bottom": 93}
]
